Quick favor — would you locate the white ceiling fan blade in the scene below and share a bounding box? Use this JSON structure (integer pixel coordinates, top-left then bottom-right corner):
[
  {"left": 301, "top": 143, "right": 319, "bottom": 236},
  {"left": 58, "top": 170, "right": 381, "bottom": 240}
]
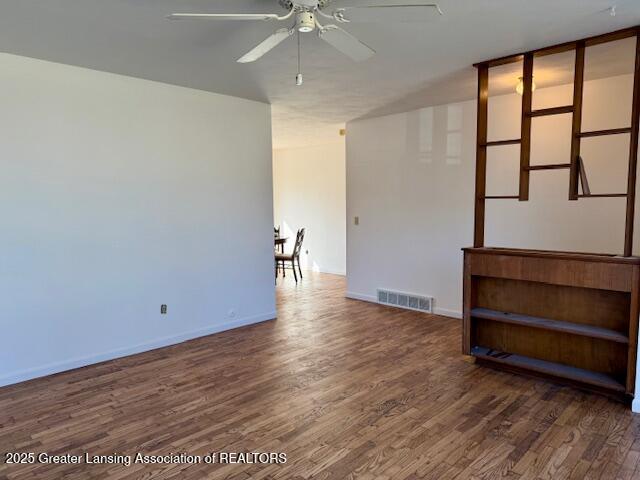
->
[
  {"left": 318, "top": 25, "right": 375, "bottom": 62},
  {"left": 333, "top": 3, "right": 442, "bottom": 23},
  {"left": 167, "top": 13, "right": 282, "bottom": 21},
  {"left": 237, "top": 28, "right": 294, "bottom": 63}
]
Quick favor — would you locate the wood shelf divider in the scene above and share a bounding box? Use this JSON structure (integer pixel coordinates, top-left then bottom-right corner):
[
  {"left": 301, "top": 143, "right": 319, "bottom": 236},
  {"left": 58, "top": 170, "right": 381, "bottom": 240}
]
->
[
  {"left": 471, "top": 346, "right": 626, "bottom": 392},
  {"left": 578, "top": 127, "right": 632, "bottom": 138},
  {"left": 482, "top": 139, "right": 521, "bottom": 147},
  {"left": 529, "top": 105, "right": 574, "bottom": 117},
  {"left": 578, "top": 193, "right": 627, "bottom": 198},
  {"left": 467, "top": 28, "right": 640, "bottom": 400},
  {"left": 526, "top": 164, "right": 571, "bottom": 171},
  {"left": 471, "top": 307, "right": 629, "bottom": 343}
]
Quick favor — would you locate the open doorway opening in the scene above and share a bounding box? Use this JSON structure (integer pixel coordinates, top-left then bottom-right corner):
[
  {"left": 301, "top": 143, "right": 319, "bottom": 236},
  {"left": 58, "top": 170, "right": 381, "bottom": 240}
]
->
[{"left": 272, "top": 129, "right": 346, "bottom": 286}]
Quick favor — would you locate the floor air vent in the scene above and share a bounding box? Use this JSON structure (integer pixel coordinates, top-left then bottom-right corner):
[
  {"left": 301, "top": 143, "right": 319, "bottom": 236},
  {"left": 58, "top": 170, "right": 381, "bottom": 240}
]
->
[{"left": 377, "top": 289, "right": 433, "bottom": 313}]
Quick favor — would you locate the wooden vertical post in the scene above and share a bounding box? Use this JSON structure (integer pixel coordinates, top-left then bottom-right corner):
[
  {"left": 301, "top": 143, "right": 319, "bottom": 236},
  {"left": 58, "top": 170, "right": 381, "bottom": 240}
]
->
[
  {"left": 474, "top": 65, "right": 489, "bottom": 247},
  {"left": 569, "top": 41, "right": 585, "bottom": 200},
  {"left": 627, "top": 265, "right": 640, "bottom": 392},
  {"left": 519, "top": 53, "right": 534, "bottom": 201},
  {"left": 624, "top": 32, "right": 640, "bottom": 257},
  {"left": 462, "top": 252, "right": 471, "bottom": 354}
]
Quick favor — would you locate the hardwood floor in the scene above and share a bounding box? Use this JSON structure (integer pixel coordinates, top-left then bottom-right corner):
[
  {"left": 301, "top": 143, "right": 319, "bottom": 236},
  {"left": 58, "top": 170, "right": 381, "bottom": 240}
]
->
[{"left": 1, "top": 272, "right": 640, "bottom": 479}]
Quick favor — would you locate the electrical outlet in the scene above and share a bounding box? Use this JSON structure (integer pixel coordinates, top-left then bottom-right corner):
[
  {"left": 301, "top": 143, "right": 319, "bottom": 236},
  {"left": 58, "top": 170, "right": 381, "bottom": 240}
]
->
[
  {"left": 354, "top": 216, "right": 359, "bottom": 225},
  {"left": 161, "top": 304, "right": 167, "bottom": 314},
  {"left": 228, "top": 308, "right": 236, "bottom": 319}
]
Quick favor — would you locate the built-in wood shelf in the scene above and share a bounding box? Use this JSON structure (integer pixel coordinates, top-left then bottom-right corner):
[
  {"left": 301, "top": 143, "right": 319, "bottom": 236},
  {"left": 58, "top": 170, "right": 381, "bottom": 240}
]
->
[
  {"left": 578, "top": 193, "right": 628, "bottom": 198},
  {"left": 471, "top": 346, "right": 626, "bottom": 392},
  {"left": 463, "top": 247, "right": 640, "bottom": 398},
  {"left": 525, "top": 164, "right": 571, "bottom": 171},
  {"left": 528, "top": 105, "right": 574, "bottom": 117},
  {"left": 468, "top": 26, "right": 640, "bottom": 401},
  {"left": 481, "top": 139, "right": 521, "bottom": 147},
  {"left": 577, "top": 127, "right": 632, "bottom": 138},
  {"left": 471, "top": 307, "right": 629, "bottom": 344}
]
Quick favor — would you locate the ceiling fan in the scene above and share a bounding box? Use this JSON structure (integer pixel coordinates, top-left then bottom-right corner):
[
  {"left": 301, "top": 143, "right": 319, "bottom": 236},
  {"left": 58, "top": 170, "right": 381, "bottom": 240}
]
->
[{"left": 167, "top": 1, "right": 442, "bottom": 84}]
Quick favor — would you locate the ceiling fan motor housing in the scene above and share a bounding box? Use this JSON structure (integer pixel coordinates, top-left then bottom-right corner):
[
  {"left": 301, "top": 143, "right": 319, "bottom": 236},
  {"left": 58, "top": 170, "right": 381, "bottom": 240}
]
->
[
  {"left": 278, "top": 0, "right": 332, "bottom": 11},
  {"left": 296, "top": 11, "right": 315, "bottom": 32}
]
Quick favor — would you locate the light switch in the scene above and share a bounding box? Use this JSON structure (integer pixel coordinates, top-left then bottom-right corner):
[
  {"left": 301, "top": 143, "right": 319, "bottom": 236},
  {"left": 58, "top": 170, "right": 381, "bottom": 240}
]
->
[{"left": 354, "top": 216, "right": 359, "bottom": 226}]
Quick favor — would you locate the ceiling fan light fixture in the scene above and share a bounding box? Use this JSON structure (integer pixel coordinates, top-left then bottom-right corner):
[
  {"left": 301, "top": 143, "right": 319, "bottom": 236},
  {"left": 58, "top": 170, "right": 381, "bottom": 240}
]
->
[{"left": 296, "top": 11, "right": 315, "bottom": 32}]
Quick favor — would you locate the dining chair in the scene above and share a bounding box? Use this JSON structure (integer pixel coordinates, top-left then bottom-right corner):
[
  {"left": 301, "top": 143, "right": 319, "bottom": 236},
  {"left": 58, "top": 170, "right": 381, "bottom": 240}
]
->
[
  {"left": 274, "top": 226, "right": 285, "bottom": 255},
  {"left": 275, "top": 228, "right": 305, "bottom": 283}
]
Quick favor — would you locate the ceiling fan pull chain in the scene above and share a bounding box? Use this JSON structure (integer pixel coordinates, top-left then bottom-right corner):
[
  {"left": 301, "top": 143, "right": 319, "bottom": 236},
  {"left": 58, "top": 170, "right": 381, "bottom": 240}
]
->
[{"left": 296, "top": 30, "right": 303, "bottom": 86}]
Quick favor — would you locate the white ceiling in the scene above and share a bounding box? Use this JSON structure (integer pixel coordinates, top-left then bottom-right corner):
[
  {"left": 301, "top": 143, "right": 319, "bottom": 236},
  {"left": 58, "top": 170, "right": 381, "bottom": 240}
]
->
[{"left": 1, "top": 0, "right": 639, "bottom": 148}]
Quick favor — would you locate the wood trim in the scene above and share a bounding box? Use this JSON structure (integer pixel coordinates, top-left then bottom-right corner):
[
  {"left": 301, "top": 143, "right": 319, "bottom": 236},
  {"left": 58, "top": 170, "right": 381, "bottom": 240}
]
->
[
  {"left": 462, "top": 253, "right": 471, "bottom": 355},
  {"left": 578, "top": 127, "right": 632, "bottom": 138},
  {"left": 526, "top": 164, "right": 571, "bottom": 171},
  {"left": 529, "top": 105, "right": 574, "bottom": 117},
  {"left": 467, "top": 252, "right": 635, "bottom": 292},
  {"left": 585, "top": 26, "right": 640, "bottom": 47},
  {"left": 462, "top": 246, "right": 640, "bottom": 265},
  {"left": 569, "top": 42, "right": 585, "bottom": 200},
  {"left": 625, "top": 33, "right": 640, "bottom": 257},
  {"left": 471, "top": 307, "right": 629, "bottom": 343},
  {"left": 519, "top": 53, "right": 533, "bottom": 201},
  {"left": 473, "top": 26, "right": 640, "bottom": 68},
  {"left": 474, "top": 66, "right": 489, "bottom": 247},
  {"left": 627, "top": 265, "right": 640, "bottom": 393},
  {"left": 578, "top": 193, "right": 627, "bottom": 198},
  {"left": 481, "top": 139, "right": 521, "bottom": 147},
  {"left": 472, "top": 347, "right": 626, "bottom": 393}
]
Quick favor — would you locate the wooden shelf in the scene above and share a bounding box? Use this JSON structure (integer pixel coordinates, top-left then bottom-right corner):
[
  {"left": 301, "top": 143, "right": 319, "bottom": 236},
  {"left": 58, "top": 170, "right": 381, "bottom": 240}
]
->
[
  {"left": 470, "top": 346, "right": 626, "bottom": 392},
  {"left": 462, "top": 246, "right": 640, "bottom": 265},
  {"left": 578, "top": 127, "right": 632, "bottom": 138},
  {"left": 526, "top": 163, "right": 571, "bottom": 171},
  {"left": 471, "top": 307, "right": 629, "bottom": 344},
  {"left": 578, "top": 193, "right": 627, "bottom": 198},
  {"left": 528, "top": 105, "right": 574, "bottom": 117},
  {"left": 481, "top": 139, "right": 521, "bottom": 147}
]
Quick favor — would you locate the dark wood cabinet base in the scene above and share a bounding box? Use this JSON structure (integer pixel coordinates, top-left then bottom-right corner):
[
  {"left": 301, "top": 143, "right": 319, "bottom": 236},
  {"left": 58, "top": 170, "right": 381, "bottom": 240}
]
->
[{"left": 463, "top": 247, "right": 640, "bottom": 399}]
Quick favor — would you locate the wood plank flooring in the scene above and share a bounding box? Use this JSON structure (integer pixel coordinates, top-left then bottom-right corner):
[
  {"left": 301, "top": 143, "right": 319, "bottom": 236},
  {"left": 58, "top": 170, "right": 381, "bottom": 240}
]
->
[{"left": 1, "top": 272, "right": 640, "bottom": 479}]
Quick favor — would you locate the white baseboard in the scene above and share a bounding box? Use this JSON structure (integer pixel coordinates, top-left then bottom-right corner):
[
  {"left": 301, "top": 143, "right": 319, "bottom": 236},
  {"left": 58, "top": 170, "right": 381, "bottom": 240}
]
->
[
  {"left": 434, "top": 307, "right": 462, "bottom": 319},
  {"left": 316, "top": 268, "right": 346, "bottom": 276},
  {"left": 345, "top": 291, "right": 377, "bottom": 302},
  {"left": 280, "top": 264, "right": 345, "bottom": 276},
  {"left": 0, "top": 311, "right": 276, "bottom": 388},
  {"left": 346, "top": 291, "right": 461, "bottom": 319},
  {"left": 301, "top": 265, "right": 345, "bottom": 276}
]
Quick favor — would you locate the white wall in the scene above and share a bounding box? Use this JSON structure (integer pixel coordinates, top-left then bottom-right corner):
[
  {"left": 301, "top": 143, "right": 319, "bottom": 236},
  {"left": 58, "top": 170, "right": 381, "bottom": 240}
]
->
[
  {"left": 0, "top": 54, "right": 276, "bottom": 387},
  {"left": 346, "top": 74, "right": 639, "bottom": 319},
  {"left": 273, "top": 139, "right": 346, "bottom": 275}
]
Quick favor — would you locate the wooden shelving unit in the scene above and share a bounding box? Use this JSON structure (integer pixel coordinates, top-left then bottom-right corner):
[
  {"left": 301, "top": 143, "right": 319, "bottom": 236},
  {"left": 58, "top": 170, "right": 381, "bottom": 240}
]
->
[
  {"left": 470, "top": 346, "right": 626, "bottom": 393},
  {"left": 463, "top": 248, "right": 640, "bottom": 399},
  {"left": 470, "top": 308, "right": 629, "bottom": 344},
  {"left": 464, "top": 27, "right": 640, "bottom": 401}
]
